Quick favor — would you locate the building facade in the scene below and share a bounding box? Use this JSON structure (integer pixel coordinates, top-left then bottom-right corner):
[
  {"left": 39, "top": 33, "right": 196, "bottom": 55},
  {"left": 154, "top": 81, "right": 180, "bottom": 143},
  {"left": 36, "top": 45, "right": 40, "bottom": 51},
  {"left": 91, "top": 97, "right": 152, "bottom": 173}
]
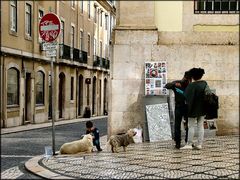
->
[
  {"left": 0, "top": 0, "right": 116, "bottom": 128},
  {"left": 109, "top": 1, "right": 239, "bottom": 136}
]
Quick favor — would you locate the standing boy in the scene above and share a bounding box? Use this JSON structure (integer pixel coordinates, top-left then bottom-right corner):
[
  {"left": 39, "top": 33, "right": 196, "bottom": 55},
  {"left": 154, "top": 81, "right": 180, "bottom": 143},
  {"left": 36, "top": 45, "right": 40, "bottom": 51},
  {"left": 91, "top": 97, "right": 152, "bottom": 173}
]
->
[{"left": 165, "top": 71, "right": 192, "bottom": 149}]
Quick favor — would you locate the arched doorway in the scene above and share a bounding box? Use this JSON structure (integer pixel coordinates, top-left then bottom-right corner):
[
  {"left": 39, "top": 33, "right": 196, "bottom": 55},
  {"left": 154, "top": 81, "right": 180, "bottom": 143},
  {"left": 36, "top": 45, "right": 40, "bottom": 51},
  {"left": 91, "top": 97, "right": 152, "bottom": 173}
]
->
[
  {"left": 78, "top": 75, "right": 83, "bottom": 116},
  {"left": 92, "top": 76, "right": 96, "bottom": 115},
  {"left": 104, "top": 78, "right": 108, "bottom": 115},
  {"left": 59, "top": 72, "right": 65, "bottom": 119}
]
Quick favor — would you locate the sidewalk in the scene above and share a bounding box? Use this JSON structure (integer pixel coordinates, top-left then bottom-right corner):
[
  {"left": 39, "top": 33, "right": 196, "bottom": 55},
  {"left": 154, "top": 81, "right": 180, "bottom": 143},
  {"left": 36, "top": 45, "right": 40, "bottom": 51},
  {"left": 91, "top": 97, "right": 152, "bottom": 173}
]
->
[
  {"left": 25, "top": 135, "right": 239, "bottom": 179},
  {"left": 1, "top": 116, "right": 108, "bottom": 135}
]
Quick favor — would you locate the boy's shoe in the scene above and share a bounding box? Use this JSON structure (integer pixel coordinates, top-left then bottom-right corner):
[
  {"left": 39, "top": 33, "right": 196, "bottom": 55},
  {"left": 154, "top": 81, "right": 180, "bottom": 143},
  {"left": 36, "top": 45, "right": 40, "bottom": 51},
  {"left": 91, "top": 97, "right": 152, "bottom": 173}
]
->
[
  {"left": 175, "top": 144, "right": 181, "bottom": 149},
  {"left": 194, "top": 145, "right": 202, "bottom": 150},
  {"left": 97, "top": 148, "right": 103, "bottom": 152},
  {"left": 180, "top": 144, "right": 193, "bottom": 150},
  {"left": 175, "top": 142, "right": 181, "bottom": 149}
]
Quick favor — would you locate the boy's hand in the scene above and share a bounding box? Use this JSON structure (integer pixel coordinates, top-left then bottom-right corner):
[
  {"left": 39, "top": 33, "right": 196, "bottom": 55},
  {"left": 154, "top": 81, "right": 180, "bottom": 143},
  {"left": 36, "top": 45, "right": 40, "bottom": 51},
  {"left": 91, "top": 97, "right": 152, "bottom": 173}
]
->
[{"left": 175, "top": 82, "right": 181, "bottom": 87}]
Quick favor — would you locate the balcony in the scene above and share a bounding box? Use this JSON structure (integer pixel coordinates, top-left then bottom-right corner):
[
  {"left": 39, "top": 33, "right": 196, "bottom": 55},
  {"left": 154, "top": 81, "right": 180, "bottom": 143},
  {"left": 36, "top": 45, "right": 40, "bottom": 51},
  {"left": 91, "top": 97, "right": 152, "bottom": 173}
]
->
[
  {"left": 59, "top": 44, "right": 87, "bottom": 64},
  {"left": 82, "top": 51, "right": 88, "bottom": 64},
  {"left": 59, "top": 44, "right": 71, "bottom": 60},
  {"left": 93, "top": 56, "right": 110, "bottom": 69}
]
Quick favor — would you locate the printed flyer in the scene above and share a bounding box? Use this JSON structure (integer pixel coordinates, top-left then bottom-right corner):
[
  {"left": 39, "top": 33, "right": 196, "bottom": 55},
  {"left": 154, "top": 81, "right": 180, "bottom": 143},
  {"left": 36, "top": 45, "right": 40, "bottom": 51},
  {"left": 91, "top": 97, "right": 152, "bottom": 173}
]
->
[{"left": 145, "top": 61, "right": 168, "bottom": 95}]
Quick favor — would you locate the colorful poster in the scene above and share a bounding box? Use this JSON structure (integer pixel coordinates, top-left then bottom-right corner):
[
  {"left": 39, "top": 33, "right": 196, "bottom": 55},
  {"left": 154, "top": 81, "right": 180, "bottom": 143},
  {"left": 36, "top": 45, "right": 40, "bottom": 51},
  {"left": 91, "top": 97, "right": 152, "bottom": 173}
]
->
[{"left": 145, "top": 62, "right": 168, "bottom": 95}]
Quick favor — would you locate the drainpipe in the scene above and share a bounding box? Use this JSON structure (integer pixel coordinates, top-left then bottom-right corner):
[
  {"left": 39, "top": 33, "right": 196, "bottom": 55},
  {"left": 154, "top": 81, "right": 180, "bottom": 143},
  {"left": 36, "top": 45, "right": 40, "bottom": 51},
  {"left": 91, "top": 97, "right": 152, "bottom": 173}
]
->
[
  {"left": 0, "top": 0, "right": 2, "bottom": 126},
  {"left": 32, "top": 1, "right": 35, "bottom": 124},
  {"left": 0, "top": 0, "right": 4, "bottom": 128}
]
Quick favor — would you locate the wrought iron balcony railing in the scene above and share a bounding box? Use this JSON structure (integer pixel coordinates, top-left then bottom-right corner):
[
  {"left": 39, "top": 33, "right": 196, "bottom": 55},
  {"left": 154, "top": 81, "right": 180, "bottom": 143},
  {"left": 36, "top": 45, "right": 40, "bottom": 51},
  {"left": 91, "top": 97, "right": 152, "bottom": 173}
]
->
[
  {"left": 59, "top": 45, "right": 87, "bottom": 64},
  {"left": 93, "top": 56, "right": 110, "bottom": 69},
  {"left": 59, "top": 44, "right": 71, "bottom": 60}
]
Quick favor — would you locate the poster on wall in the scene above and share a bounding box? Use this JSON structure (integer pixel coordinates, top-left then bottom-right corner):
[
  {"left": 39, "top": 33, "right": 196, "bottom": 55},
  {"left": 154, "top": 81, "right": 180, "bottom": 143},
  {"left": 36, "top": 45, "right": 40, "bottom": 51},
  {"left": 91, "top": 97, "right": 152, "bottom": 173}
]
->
[{"left": 145, "top": 61, "right": 168, "bottom": 95}]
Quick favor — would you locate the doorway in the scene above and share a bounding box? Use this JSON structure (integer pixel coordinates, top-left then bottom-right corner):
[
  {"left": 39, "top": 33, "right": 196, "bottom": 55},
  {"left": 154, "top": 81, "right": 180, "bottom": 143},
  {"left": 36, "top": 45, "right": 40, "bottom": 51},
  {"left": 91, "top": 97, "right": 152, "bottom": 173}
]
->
[
  {"left": 58, "top": 72, "right": 65, "bottom": 119},
  {"left": 92, "top": 76, "right": 96, "bottom": 115},
  {"left": 103, "top": 78, "right": 107, "bottom": 115},
  {"left": 78, "top": 75, "right": 83, "bottom": 116},
  {"left": 24, "top": 72, "right": 31, "bottom": 124}
]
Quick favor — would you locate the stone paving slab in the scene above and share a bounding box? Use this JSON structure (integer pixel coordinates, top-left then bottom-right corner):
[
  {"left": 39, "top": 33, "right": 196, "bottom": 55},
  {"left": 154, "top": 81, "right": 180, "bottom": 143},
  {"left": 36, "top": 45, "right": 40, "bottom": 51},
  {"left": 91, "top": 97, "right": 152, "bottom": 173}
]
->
[{"left": 25, "top": 135, "right": 239, "bottom": 179}]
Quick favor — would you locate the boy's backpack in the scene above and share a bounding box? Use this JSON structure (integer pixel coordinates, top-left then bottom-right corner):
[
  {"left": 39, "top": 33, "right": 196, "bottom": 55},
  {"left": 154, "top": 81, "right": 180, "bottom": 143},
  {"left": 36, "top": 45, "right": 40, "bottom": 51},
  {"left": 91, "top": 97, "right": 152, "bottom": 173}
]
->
[{"left": 203, "top": 84, "right": 219, "bottom": 120}]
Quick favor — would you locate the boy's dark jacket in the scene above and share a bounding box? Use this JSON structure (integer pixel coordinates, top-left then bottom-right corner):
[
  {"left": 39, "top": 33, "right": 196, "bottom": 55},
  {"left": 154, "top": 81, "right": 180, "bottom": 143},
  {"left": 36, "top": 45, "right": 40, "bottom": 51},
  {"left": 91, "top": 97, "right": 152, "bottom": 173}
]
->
[
  {"left": 86, "top": 128, "right": 100, "bottom": 140},
  {"left": 164, "top": 80, "right": 187, "bottom": 107}
]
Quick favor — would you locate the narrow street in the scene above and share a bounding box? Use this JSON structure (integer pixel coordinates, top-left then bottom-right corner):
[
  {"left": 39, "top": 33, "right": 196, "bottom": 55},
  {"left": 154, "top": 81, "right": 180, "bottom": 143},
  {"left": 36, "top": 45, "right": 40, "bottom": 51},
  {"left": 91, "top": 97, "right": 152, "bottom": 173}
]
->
[{"left": 1, "top": 118, "right": 107, "bottom": 179}]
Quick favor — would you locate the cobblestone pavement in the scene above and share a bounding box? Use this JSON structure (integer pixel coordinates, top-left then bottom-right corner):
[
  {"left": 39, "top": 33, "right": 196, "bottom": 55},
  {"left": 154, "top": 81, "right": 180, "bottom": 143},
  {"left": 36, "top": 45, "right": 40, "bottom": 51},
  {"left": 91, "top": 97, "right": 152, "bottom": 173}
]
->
[{"left": 25, "top": 135, "right": 239, "bottom": 179}]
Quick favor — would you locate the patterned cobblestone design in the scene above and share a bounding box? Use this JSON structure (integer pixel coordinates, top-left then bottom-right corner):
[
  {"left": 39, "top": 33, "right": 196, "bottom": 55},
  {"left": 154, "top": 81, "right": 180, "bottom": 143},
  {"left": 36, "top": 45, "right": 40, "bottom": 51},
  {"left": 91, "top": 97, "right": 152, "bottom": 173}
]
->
[{"left": 40, "top": 135, "right": 239, "bottom": 179}]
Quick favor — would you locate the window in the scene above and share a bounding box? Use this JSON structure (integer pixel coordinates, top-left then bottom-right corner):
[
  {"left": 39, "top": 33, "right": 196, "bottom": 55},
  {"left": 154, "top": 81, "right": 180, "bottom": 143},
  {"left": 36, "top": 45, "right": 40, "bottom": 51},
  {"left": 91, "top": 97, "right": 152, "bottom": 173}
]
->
[
  {"left": 100, "top": 11, "right": 103, "bottom": 27},
  {"left": 94, "top": 38, "right": 97, "bottom": 58},
  {"left": 26, "top": 4, "right": 31, "bottom": 35},
  {"left": 70, "top": 26, "right": 74, "bottom": 59},
  {"left": 80, "top": 30, "right": 83, "bottom": 50},
  {"left": 39, "top": 9, "right": 43, "bottom": 20},
  {"left": 94, "top": 6, "right": 97, "bottom": 23},
  {"left": 80, "top": 0, "right": 84, "bottom": 14},
  {"left": 99, "top": 41, "right": 102, "bottom": 58},
  {"left": 71, "top": 0, "right": 75, "bottom": 8},
  {"left": 105, "top": 14, "right": 108, "bottom": 30},
  {"left": 194, "top": 0, "right": 239, "bottom": 14},
  {"left": 25, "top": 3, "right": 32, "bottom": 36},
  {"left": 10, "top": 0, "right": 17, "bottom": 32},
  {"left": 7, "top": 68, "right": 19, "bottom": 106},
  {"left": 60, "top": 21, "right": 64, "bottom": 44},
  {"left": 36, "top": 71, "right": 45, "bottom": 105},
  {"left": 79, "top": 30, "right": 83, "bottom": 58},
  {"left": 88, "top": 1, "right": 91, "bottom": 19},
  {"left": 38, "top": 10, "right": 44, "bottom": 41},
  {"left": 87, "top": 34, "right": 91, "bottom": 56},
  {"left": 105, "top": 44, "right": 108, "bottom": 59},
  {"left": 70, "top": 77, "right": 74, "bottom": 100},
  {"left": 59, "top": 21, "right": 64, "bottom": 57}
]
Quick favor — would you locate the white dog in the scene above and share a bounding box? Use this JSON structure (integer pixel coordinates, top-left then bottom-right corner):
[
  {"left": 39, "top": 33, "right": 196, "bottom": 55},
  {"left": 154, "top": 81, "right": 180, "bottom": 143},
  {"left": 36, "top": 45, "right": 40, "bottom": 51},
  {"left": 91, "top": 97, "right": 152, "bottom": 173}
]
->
[{"left": 59, "top": 134, "right": 93, "bottom": 154}]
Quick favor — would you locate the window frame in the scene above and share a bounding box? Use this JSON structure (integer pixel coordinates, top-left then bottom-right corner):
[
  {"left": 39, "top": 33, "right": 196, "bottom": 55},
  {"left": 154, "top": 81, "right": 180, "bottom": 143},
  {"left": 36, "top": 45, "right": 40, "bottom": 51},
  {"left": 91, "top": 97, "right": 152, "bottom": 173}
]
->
[
  {"left": 7, "top": 67, "right": 19, "bottom": 107},
  {"left": 59, "top": 20, "right": 65, "bottom": 57},
  {"left": 36, "top": 71, "right": 45, "bottom": 105},
  {"left": 99, "top": 41, "right": 102, "bottom": 58},
  {"left": 87, "top": 34, "right": 91, "bottom": 57},
  {"left": 10, "top": 0, "right": 17, "bottom": 33},
  {"left": 93, "top": 38, "right": 97, "bottom": 57},
  {"left": 38, "top": 9, "right": 44, "bottom": 42},
  {"left": 25, "top": 3, "right": 32, "bottom": 37},
  {"left": 194, "top": 0, "right": 239, "bottom": 14},
  {"left": 80, "top": 0, "right": 84, "bottom": 14},
  {"left": 94, "top": 6, "right": 97, "bottom": 23},
  {"left": 88, "top": 1, "right": 91, "bottom": 19},
  {"left": 70, "top": 25, "right": 75, "bottom": 59},
  {"left": 100, "top": 11, "right": 103, "bottom": 27},
  {"left": 105, "top": 14, "right": 108, "bottom": 31},
  {"left": 71, "top": 0, "right": 75, "bottom": 8}
]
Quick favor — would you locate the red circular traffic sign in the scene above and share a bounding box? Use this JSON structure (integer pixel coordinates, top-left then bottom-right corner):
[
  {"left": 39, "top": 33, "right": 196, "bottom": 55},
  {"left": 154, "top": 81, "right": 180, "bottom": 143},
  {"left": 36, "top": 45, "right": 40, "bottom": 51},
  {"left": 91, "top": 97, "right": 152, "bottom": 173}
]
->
[{"left": 39, "top": 13, "right": 61, "bottom": 42}]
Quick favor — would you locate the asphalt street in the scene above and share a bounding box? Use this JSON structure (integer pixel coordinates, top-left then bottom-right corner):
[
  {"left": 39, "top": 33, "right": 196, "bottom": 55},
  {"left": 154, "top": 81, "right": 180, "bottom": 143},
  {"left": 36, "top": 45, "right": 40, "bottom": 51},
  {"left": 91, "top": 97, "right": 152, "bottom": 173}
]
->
[{"left": 1, "top": 118, "right": 107, "bottom": 179}]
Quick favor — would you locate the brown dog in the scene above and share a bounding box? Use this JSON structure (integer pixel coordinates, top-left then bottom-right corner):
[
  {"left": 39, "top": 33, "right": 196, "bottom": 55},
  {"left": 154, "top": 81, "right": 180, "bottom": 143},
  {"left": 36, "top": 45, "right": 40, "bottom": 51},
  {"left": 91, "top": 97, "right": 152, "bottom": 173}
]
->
[{"left": 109, "top": 129, "right": 137, "bottom": 153}]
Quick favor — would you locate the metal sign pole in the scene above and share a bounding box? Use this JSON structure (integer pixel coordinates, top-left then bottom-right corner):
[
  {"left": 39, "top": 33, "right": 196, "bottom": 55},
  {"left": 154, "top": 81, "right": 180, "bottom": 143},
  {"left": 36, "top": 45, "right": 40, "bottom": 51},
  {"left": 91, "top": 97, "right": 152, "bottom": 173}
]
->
[
  {"left": 39, "top": 13, "right": 60, "bottom": 157},
  {"left": 51, "top": 56, "right": 56, "bottom": 155}
]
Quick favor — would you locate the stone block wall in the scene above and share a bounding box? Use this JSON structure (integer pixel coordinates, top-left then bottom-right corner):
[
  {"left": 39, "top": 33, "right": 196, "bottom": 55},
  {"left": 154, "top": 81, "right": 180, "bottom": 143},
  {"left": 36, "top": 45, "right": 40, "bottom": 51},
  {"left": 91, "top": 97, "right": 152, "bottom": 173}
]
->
[{"left": 109, "top": 29, "right": 239, "bottom": 136}]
